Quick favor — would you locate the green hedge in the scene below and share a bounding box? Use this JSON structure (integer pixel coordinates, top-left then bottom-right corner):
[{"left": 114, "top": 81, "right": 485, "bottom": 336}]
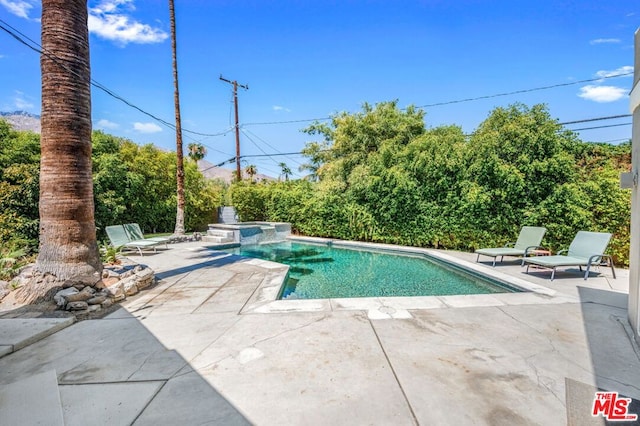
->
[{"left": 231, "top": 102, "right": 631, "bottom": 266}]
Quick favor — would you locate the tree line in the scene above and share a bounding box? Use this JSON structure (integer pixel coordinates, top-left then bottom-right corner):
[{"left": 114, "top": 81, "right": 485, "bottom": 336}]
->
[
  {"left": 230, "top": 102, "right": 631, "bottom": 266},
  {"left": 0, "top": 121, "right": 224, "bottom": 255},
  {"left": 0, "top": 101, "right": 631, "bottom": 267}
]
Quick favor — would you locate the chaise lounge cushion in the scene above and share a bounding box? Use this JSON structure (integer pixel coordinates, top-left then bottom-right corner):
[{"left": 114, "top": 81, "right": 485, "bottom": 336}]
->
[
  {"left": 105, "top": 224, "right": 162, "bottom": 255},
  {"left": 523, "top": 231, "right": 614, "bottom": 280},
  {"left": 475, "top": 226, "right": 547, "bottom": 266}
]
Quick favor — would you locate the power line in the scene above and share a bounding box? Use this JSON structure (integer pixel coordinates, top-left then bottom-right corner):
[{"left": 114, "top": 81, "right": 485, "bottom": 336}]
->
[
  {"left": 241, "top": 151, "right": 309, "bottom": 158},
  {"left": 242, "top": 128, "right": 304, "bottom": 166},
  {"left": 219, "top": 75, "right": 248, "bottom": 179},
  {"left": 568, "top": 123, "right": 631, "bottom": 132},
  {"left": 240, "top": 129, "right": 284, "bottom": 169},
  {"left": 416, "top": 72, "right": 634, "bottom": 108},
  {"left": 4, "top": 17, "right": 634, "bottom": 146},
  {"left": 243, "top": 117, "right": 331, "bottom": 126},
  {"left": 559, "top": 114, "right": 631, "bottom": 126},
  {"left": 0, "top": 18, "right": 232, "bottom": 138},
  {"left": 241, "top": 74, "right": 634, "bottom": 128}
]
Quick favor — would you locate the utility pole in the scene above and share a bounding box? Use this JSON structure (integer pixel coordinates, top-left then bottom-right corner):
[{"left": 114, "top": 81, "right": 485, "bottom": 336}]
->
[{"left": 220, "top": 75, "right": 248, "bottom": 180}]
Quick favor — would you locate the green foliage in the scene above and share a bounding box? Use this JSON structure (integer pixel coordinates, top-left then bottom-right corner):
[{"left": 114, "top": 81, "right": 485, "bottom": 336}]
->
[
  {"left": 0, "top": 122, "right": 225, "bottom": 251},
  {"left": 1, "top": 102, "right": 633, "bottom": 268},
  {"left": 100, "top": 243, "right": 122, "bottom": 265},
  {"left": 0, "top": 239, "right": 32, "bottom": 281},
  {"left": 230, "top": 181, "right": 269, "bottom": 221},
  {"left": 187, "top": 143, "right": 206, "bottom": 162},
  {"left": 0, "top": 121, "right": 40, "bottom": 251},
  {"left": 234, "top": 102, "right": 631, "bottom": 266}
]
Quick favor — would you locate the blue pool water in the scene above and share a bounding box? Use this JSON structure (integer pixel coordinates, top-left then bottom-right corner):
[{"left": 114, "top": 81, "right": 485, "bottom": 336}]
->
[{"left": 223, "top": 241, "right": 520, "bottom": 300}]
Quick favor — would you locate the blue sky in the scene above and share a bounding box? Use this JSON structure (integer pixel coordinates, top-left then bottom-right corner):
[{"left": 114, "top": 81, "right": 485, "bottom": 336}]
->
[{"left": 0, "top": 1, "right": 638, "bottom": 178}]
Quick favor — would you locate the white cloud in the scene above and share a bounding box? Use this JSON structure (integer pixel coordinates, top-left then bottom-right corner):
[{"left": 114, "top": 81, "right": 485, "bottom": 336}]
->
[
  {"left": 13, "top": 91, "right": 34, "bottom": 110},
  {"left": 595, "top": 65, "right": 634, "bottom": 79},
  {"left": 133, "top": 122, "right": 162, "bottom": 133},
  {"left": 89, "top": 0, "right": 168, "bottom": 46},
  {"left": 96, "top": 118, "right": 119, "bottom": 130},
  {"left": 578, "top": 85, "right": 627, "bottom": 103},
  {"left": 0, "top": 0, "right": 34, "bottom": 19},
  {"left": 273, "top": 105, "right": 291, "bottom": 112},
  {"left": 589, "top": 38, "right": 620, "bottom": 45}
]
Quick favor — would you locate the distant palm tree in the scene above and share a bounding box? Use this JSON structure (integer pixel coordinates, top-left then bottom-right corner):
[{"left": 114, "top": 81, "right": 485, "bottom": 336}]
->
[
  {"left": 245, "top": 164, "right": 257, "bottom": 182},
  {"left": 187, "top": 142, "right": 206, "bottom": 166},
  {"left": 279, "top": 162, "right": 292, "bottom": 181},
  {"left": 22, "top": 0, "right": 102, "bottom": 302},
  {"left": 170, "top": 0, "right": 185, "bottom": 235}
]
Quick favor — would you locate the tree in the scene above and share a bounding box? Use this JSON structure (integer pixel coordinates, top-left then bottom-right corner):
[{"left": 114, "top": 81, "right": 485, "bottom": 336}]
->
[
  {"left": 298, "top": 141, "right": 329, "bottom": 181},
  {"left": 245, "top": 164, "right": 257, "bottom": 182},
  {"left": 169, "top": 0, "right": 185, "bottom": 236},
  {"left": 187, "top": 142, "right": 206, "bottom": 165},
  {"left": 19, "top": 0, "right": 102, "bottom": 302},
  {"left": 279, "top": 162, "right": 292, "bottom": 181}
]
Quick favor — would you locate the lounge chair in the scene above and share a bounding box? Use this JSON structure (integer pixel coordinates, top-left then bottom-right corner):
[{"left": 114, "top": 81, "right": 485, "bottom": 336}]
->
[
  {"left": 123, "top": 223, "right": 171, "bottom": 249},
  {"left": 105, "top": 225, "right": 163, "bottom": 256},
  {"left": 475, "top": 226, "right": 547, "bottom": 267},
  {"left": 523, "top": 231, "right": 615, "bottom": 281}
]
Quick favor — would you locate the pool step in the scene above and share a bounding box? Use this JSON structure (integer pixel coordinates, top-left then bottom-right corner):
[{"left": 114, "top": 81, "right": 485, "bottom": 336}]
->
[{"left": 203, "top": 229, "right": 235, "bottom": 244}]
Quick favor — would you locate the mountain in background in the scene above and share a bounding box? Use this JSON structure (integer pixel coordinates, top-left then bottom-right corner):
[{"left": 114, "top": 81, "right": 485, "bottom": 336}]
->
[
  {"left": 198, "top": 159, "right": 275, "bottom": 184},
  {"left": 0, "top": 111, "right": 276, "bottom": 182},
  {"left": 0, "top": 111, "right": 41, "bottom": 133}
]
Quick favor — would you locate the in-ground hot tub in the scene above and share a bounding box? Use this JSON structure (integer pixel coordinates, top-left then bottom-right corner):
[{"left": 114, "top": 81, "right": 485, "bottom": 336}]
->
[{"left": 207, "top": 222, "right": 291, "bottom": 245}]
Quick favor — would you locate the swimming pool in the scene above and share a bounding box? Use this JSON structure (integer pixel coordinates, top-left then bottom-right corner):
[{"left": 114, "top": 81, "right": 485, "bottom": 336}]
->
[{"left": 223, "top": 241, "right": 522, "bottom": 300}]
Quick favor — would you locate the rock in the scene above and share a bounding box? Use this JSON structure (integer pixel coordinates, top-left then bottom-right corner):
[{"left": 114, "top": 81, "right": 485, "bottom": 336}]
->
[
  {"left": 64, "top": 286, "right": 95, "bottom": 303},
  {"left": 102, "top": 268, "right": 122, "bottom": 278},
  {"left": 54, "top": 288, "right": 79, "bottom": 307},
  {"left": 61, "top": 280, "right": 75, "bottom": 289},
  {"left": 106, "top": 281, "right": 125, "bottom": 301},
  {"left": 135, "top": 268, "right": 155, "bottom": 290},
  {"left": 63, "top": 274, "right": 101, "bottom": 290},
  {"left": 87, "top": 295, "right": 106, "bottom": 305},
  {"left": 101, "top": 299, "right": 113, "bottom": 309},
  {"left": 101, "top": 277, "right": 120, "bottom": 287},
  {"left": 134, "top": 265, "right": 144, "bottom": 273},
  {"left": 66, "top": 301, "right": 89, "bottom": 311},
  {"left": 88, "top": 304, "right": 101, "bottom": 312},
  {"left": 0, "top": 287, "right": 9, "bottom": 302},
  {"left": 122, "top": 279, "right": 138, "bottom": 296}
]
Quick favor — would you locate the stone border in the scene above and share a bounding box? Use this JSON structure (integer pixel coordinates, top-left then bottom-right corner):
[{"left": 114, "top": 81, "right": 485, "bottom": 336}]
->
[{"left": 238, "top": 236, "right": 571, "bottom": 316}]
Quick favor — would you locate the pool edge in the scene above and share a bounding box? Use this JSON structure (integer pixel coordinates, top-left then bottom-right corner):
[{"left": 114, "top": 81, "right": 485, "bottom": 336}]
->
[{"left": 238, "top": 236, "right": 577, "bottom": 315}]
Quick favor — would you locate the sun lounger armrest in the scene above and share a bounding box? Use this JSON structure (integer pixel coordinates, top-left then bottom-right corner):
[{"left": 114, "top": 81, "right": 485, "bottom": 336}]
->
[
  {"left": 504, "top": 242, "right": 516, "bottom": 248},
  {"left": 556, "top": 249, "right": 568, "bottom": 255}
]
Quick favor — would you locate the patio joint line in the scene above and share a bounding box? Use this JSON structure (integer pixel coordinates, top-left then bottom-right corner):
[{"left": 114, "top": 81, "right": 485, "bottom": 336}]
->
[
  {"left": 238, "top": 272, "right": 275, "bottom": 315},
  {"left": 368, "top": 319, "right": 420, "bottom": 426},
  {"left": 130, "top": 379, "right": 169, "bottom": 424},
  {"left": 615, "top": 315, "right": 640, "bottom": 362}
]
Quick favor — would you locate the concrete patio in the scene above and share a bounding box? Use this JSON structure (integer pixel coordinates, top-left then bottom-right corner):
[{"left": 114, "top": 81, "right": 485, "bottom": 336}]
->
[{"left": 1, "top": 240, "right": 639, "bottom": 425}]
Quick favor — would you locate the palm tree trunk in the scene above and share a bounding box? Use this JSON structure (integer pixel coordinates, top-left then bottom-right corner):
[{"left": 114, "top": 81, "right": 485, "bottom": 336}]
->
[
  {"left": 170, "top": 0, "right": 185, "bottom": 235},
  {"left": 37, "top": 0, "right": 102, "bottom": 280},
  {"left": 17, "top": 0, "right": 102, "bottom": 302}
]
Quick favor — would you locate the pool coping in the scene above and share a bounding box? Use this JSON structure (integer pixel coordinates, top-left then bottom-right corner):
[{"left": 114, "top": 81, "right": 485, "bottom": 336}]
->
[{"left": 238, "top": 236, "right": 579, "bottom": 316}]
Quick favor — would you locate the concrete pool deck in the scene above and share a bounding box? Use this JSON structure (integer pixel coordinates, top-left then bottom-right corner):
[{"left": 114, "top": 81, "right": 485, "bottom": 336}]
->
[{"left": 1, "top": 240, "right": 639, "bottom": 425}]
